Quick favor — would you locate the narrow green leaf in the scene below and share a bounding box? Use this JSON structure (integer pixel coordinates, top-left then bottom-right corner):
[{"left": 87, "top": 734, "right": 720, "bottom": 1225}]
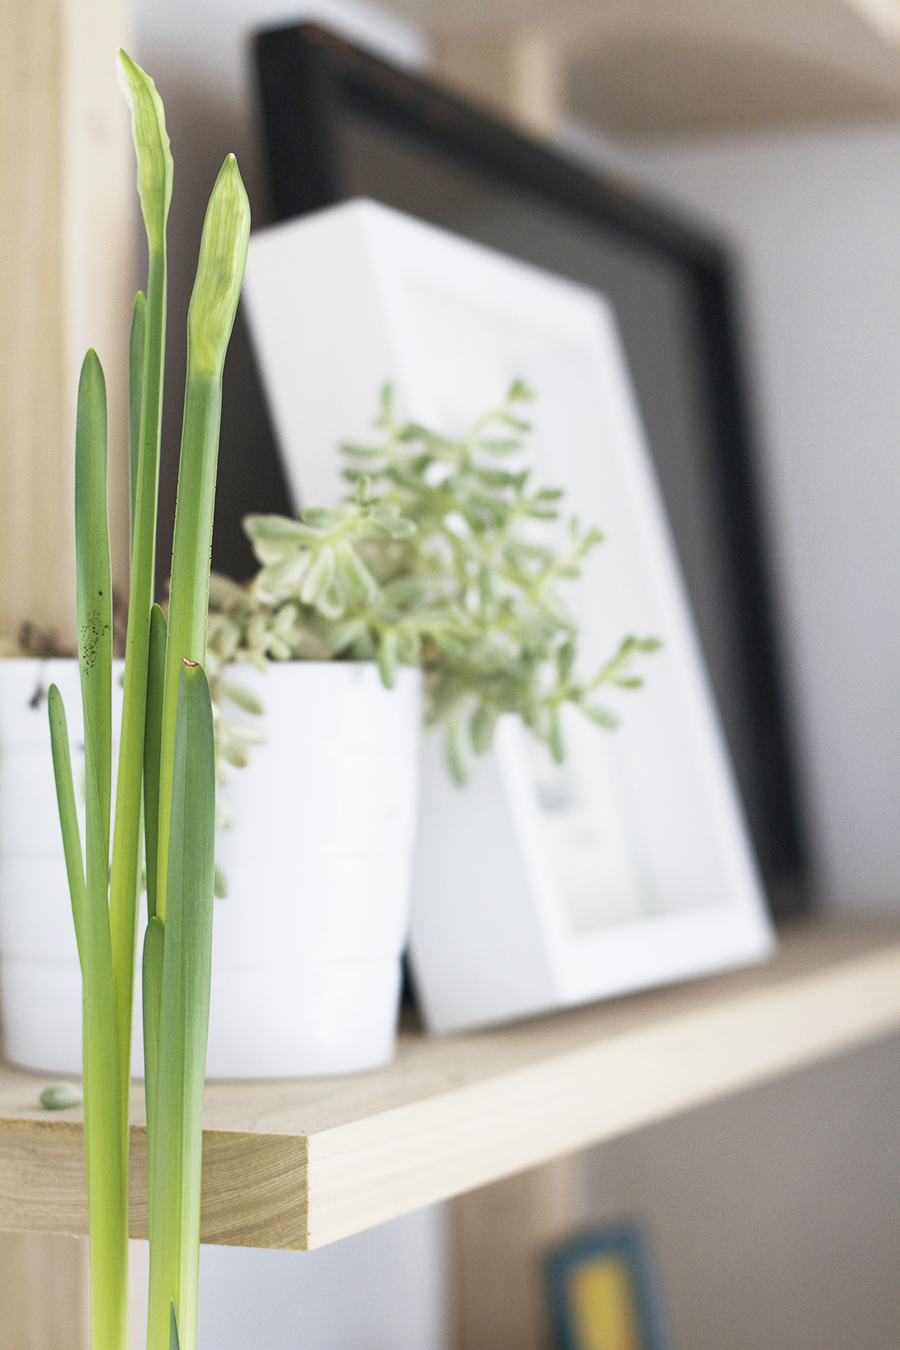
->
[
  {"left": 142, "top": 915, "right": 164, "bottom": 1164},
  {"left": 74, "top": 347, "right": 128, "bottom": 1350},
  {"left": 470, "top": 701, "right": 498, "bottom": 755},
  {"left": 556, "top": 641, "right": 575, "bottom": 686},
  {"left": 75, "top": 350, "right": 113, "bottom": 885},
  {"left": 220, "top": 681, "right": 263, "bottom": 716},
  {"left": 377, "top": 629, "right": 399, "bottom": 689},
  {"left": 300, "top": 545, "right": 337, "bottom": 609},
  {"left": 128, "top": 291, "right": 146, "bottom": 543},
  {"left": 144, "top": 604, "right": 167, "bottom": 920},
  {"left": 582, "top": 704, "right": 619, "bottom": 730},
  {"left": 445, "top": 714, "right": 471, "bottom": 786},
  {"left": 47, "top": 685, "right": 86, "bottom": 957},
  {"left": 147, "top": 662, "right": 216, "bottom": 1350},
  {"left": 335, "top": 540, "right": 379, "bottom": 606},
  {"left": 109, "top": 49, "right": 172, "bottom": 1182},
  {"left": 548, "top": 708, "right": 565, "bottom": 764},
  {"left": 116, "top": 52, "right": 173, "bottom": 256},
  {"left": 170, "top": 1302, "right": 181, "bottom": 1350}
]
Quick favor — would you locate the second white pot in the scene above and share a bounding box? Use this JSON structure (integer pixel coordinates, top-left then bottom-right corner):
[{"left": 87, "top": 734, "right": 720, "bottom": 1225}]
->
[{"left": 208, "top": 660, "right": 422, "bottom": 1077}]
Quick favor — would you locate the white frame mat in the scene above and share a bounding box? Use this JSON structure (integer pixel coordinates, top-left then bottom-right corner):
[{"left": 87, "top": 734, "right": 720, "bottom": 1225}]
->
[{"left": 243, "top": 199, "right": 775, "bottom": 1033}]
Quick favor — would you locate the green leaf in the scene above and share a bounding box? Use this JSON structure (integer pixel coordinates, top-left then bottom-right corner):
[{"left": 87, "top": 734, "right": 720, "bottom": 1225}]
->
[
  {"left": 47, "top": 685, "right": 86, "bottom": 955},
  {"left": 74, "top": 348, "right": 129, "bottom": 1350},
  {"left": 476, "top": 437, "right": 521, "bottom": 453},
  {"left": 214, "top": 861, "right": 229, "bottom": 899},
  {"left": 471, "top": 701, "right": 498, "bottom": 754},
  {"left": 299, "top": 545, "right": 334, "bottom": 605},
  {"left": 75, "top": 350, "right": 113, "bottom": 876},
  {"left": 556, "top": 641, "right": 575, "bottom": 685},
  {"left": 117, "top": 51, "right": 173, "bottom": 255},
  {"left": 445, "top": 713, "right": 471, "bottom": 785},
  {"left": 129, "top": 291, "right": 146, "bottom": 542},
  {"left": 142, "top": 915, "right": 164, "bottom": 1155},
  {"left": 144, "top": 604, "right": 167, "bottom": 921},
  {"left": 220, "top": 681, "right": 263, "bottom": 716},
  {"left": 110, "top": 47, "right": 173, "bottom": 1157},
  {"left": 377, "top": 629, "right": 399, "bottom": 689},
  {"left": 335, "top": 540, "right": 379, "bottom": 606},
  {"left": 582, "top": 704, "right": 619, "bottom": 730},
  {"left": 148, "top": 662, "right": 216, "bottom": 1350},
  {"left": 170, "top": 1302, "right": 181, "bottom": 1350},
  {"left": 301, "top": 506, "right": 339, "bottom": 529},
  {"left": 548, "top": 708, "right": 565, "bottom": 763}
]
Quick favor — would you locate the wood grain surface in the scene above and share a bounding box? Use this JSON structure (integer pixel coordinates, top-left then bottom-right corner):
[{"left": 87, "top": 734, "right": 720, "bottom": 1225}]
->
[{"left": 2, "top": 918, "right": 900, "bottom": 1251}]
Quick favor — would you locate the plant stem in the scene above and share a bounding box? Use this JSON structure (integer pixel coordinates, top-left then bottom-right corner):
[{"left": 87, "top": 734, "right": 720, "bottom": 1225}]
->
[
  {"left": 155, "top": 155, "right": 249, "bottom": 924},
  {"left": 75, "top": 350, "right": 128, "bottom": 1350}
]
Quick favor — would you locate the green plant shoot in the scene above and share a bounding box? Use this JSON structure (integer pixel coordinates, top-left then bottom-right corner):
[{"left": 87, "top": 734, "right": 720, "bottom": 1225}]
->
[{"left": 48, "top": 52, "right": 248, "bottom": 1350}]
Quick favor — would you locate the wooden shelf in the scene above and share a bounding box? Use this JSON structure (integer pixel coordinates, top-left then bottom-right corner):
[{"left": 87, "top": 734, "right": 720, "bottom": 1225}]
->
[{"left": 2, "top": 917, "right": 900, "bottom": 1251}]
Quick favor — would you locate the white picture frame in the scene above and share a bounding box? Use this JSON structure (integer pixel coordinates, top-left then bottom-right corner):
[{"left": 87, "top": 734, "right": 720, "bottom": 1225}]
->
[{"left": 242, "top": 198, "right": 775, "bottom": 1033}]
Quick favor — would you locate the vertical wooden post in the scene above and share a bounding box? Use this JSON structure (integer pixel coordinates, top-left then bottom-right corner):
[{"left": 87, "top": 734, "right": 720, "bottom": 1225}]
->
[
  {"left": 0, "top": 1, "right": 132, "bottom": 1341},
  {"left": 435, "top": 37, "right": 578, "bottom": 1348},
  {"left": 0, "top": 0, "right": 132, "bottom": 649},
  {"left": 0, "top": 1232, "right": 91, "bottom": 1349},
  {"left": 433, "top": 28, "right": 566, "bottom": 139},
  {"left": 452, "top": 1156, "right": 584, "bottom": 1350}
]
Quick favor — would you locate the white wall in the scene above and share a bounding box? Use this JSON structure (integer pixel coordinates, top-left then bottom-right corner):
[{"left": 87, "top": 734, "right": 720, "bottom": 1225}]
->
[
  {"left": 197, "top": 1207, "right": 448, "bottom": 1350},
  {"left": 562, "top": 115, "right": 900, "bottom": 1350},
  {"left": 128, "top": 5, "right": 900, "bottom": 1345},
  {"left": 566, "top": 120, "right": 900, "bottom": 912}
]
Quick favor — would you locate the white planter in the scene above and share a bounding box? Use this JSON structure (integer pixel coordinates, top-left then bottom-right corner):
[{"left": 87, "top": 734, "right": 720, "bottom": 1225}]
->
[
  {"left": 0, "top": 659, "right": 421, "bottom": 1078},
  {"left": 208, "top": 661, "right": 421, "bottom": 1076},
  {"left": 0, "top": 659, "right": 124, "bottom": 1074}
]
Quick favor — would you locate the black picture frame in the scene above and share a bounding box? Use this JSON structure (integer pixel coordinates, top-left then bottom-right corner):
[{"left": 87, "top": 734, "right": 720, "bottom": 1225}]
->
[{"left": 250, "top": 21, "right": 809, "bottom": 918}]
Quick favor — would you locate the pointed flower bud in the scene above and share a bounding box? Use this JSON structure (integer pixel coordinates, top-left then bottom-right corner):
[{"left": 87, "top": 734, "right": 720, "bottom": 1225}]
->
[
  {"left": 187, "top": 155, "right": 251, "bottom": 379},
  {"left": 117, "top": 50, "right": 173, "bottom": 255}
]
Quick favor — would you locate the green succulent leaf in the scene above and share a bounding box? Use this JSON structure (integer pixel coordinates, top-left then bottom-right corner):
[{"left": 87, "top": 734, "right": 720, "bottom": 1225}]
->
[{"left": 206, "top": 381, "right": 658, "bottom": 783}]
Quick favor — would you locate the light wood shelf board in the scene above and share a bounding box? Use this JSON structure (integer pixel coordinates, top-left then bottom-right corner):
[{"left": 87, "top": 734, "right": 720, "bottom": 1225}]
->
[{"left": 2, "top": 917, "right": 899, "bottom": 1250}]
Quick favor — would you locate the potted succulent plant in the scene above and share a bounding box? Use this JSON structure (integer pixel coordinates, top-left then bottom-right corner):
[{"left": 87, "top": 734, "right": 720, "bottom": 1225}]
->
[
  {"left": 199, "top": 381, "right": 658, "bottom": 1077},
  {"left": 0, "top": 377, "right": 657, "bottom": 1083}
]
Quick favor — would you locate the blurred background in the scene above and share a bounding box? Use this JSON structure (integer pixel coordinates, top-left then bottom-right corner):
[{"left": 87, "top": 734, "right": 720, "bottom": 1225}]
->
[
  {"left": 4, "top": 0, "right": 900, "bottom": 1346},
  {"left": 133, "top": 4, "right": 900, "bottom": 1346}
]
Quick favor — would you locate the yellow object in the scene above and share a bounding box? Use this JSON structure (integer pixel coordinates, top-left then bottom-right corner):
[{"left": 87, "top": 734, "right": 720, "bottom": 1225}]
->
[{"left": 569, "top": 1256, "right": 642, "bottom": 1350}]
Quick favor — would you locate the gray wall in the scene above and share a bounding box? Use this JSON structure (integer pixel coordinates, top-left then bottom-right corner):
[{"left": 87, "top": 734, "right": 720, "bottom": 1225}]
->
[
  {"left": 595, "top": 120, "right": 900, "bottom": 913},
  {"left": 583, "top": 1033, "right": 900, "bottom": 1350}
]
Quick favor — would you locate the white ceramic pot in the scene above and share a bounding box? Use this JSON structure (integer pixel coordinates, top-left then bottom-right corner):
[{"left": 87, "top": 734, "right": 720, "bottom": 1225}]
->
[
  {"left": 0, "top": 659, "right": 421, "bottom": 1078},
  {"left": 208, "top": 661, "right": 421, "bottom": 1077},
  {"left": 0, "top": 659, "right": 124, "bottom": 1074}
]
